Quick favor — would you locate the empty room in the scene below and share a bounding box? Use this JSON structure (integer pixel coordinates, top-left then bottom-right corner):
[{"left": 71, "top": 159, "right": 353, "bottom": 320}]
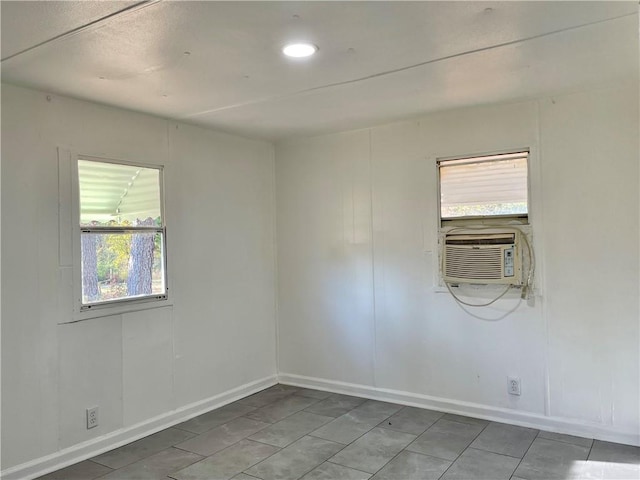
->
[{"left": 1, "top": 1, "right": 638, "bottom": 479}]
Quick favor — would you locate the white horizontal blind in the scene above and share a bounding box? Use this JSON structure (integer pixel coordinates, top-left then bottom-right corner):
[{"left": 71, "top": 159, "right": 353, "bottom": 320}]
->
[{"left": 439, "top": 152, "right": 528, "bottom": 219}]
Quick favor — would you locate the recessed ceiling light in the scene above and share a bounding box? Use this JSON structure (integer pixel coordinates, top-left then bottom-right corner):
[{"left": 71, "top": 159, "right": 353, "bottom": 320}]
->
[{"left": 282, "top": 43, "right": 318, "bottom": 58}]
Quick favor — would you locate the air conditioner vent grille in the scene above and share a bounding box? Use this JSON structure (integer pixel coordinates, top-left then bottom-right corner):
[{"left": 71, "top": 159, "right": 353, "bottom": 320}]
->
[{"left": 445, "top": 245, "right": 503, "bottom": 280}]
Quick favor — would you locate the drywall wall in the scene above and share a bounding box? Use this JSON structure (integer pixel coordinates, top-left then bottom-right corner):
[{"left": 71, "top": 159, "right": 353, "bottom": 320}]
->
[
  {"left": 1, "top": 84, "right": 277, "bottom": 470},
  {"left": 276, "top": 82, "right": 639, "bottom": 444}
]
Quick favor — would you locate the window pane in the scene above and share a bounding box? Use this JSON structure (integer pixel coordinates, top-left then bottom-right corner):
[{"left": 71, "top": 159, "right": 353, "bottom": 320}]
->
[
  {"left": 81, "top": 231, "right": 166, "bottom": 305},
  {"left": 78, "top": 159, "right": 162, "bottom": 227},
  {"left": 440, "top": 153, "right": 528, "bottom": 219}
]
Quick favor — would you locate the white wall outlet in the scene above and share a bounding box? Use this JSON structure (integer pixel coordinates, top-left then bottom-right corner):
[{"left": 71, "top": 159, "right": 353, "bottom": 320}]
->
[
  {"left": 86, "top": 406, "right": 99, "bottom": 429},
  {"left": 508, "top": 376, "right": 521, "bottom": 396}
]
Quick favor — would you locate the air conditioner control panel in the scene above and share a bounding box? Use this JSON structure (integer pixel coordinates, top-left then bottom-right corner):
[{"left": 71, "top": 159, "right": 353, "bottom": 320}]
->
[{"left": 504, "top": 247, "right": 515, "bottom": 277}]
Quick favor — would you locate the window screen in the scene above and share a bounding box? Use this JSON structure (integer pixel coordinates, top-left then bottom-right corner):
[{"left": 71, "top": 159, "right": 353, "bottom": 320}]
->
[{"left": 438, "top": 151, "right": 528, "bottom": 220}]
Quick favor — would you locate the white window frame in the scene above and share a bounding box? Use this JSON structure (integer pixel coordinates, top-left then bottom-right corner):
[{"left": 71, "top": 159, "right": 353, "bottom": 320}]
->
[{"left": 69, "top": 152, "right": 170, "bottom": 320}]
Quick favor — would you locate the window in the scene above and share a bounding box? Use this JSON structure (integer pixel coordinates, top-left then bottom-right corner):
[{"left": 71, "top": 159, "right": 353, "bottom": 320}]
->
[
  {"left": 78, "top": 158, "right": 167, "bottom": 309},
  {"left": 438, "top": 151, "right": 529, "bottom": 222}
]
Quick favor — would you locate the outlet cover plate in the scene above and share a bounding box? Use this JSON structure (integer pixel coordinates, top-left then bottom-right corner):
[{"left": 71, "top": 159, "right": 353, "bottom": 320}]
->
[
  {"left": 87, "top": 406, "right": 99, "bottom": 429},
  {"left": 508, "top": 376, "right": 521, "bottom": 396}
]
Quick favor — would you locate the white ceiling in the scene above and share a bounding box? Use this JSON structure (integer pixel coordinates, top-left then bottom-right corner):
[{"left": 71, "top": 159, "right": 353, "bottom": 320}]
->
[{"left": 2, "top": 1, "right": 638, "bottom": 141}]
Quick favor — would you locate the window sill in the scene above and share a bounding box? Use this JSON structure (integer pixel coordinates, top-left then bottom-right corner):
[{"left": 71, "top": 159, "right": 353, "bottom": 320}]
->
[{"left": 61, "top": 297, "right": 173, "bottom": 324}]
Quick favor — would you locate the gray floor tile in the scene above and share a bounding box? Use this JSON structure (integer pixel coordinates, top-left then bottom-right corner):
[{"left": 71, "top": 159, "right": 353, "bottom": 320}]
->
[
  {"left": 92, "top": 428, "right": 196, "bottom": 469},
  {"left": 470, "top": 422, "right": 538, "bottom": 458},
  {"left": 39, "top": 387, "right": 640, "bottom": 480},
  {"left": 245, "top": 436, "right": 344, "bottom": 480},
  {"left": 442, "top": 414, "right": 490, "bottom": 427},
  {"left": 310, "top": 408, "right": 391, "bottom": 445},
  {"left": 588, "top": 440, "right": 640, "bottom": 464},
  {"left": 176, "top": 403, "right": 258, "bottom": 434},
  {"left": 329, "top": 427, "right": 416, "bottom": 474},
  {"left": 295, "top": 388, "right": 333, "bottom": 400},
  {"left": 353, "top": 400, "right": 403, "bottom": 418},
  {"left": 249, "top": 411, "right": 334, "bottom": 448},
  {"left": 579, "top": 460, "right": 640, "bottom": 479},
  {"left": 170, "top": 439, "right": 279, "bottom": 480},
  {"left": 379, "top": 407, "right": 444, "bottom": 436},
  {"left": 175, "top": 417, "right": 270, "bottom": 456},
  {"left": 100, "top": 447, "right": 202, "bottom": 479},
  {"left": 238, "top": 388, "right": 297, "bottom": 408},
  {"left": 34, "top": 460, "right": 113, "bottom": 480},
  {"left": 441, "top": 448, "right": 520, "bottom": 480},
  {"left": 270, "top": 384, "right": 301, "bottom": 393},
  {"left": 537, "top": 431, "right": 593, "bottom": 448},
  {"left": 302, "top": 462, "right": 371, "bottom": 480},
  {"left": 514, "top": 438, "right": 590, "bottom": 480},
  {"left": 371, "top": 450, "right": 451, "bottom": 480},
  {"left": 304, "top": 394, "right": 367, "bottom": 417},
  {"left": 406, "top": 419, "right": 485, "bottom": 461},
  {"left": 245, "top": 395, "right": 321, "bottom": 424}
]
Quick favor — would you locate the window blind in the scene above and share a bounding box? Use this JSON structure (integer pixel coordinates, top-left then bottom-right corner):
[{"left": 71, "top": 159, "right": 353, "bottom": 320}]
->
[{"left": 439, "top": 152, "right": 528, "bottom": 219}]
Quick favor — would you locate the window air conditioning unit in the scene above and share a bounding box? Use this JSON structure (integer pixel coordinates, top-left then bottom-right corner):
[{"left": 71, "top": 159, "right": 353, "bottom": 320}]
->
[{"left": 443, "top": 231, "right": 522, "bottom": 285}]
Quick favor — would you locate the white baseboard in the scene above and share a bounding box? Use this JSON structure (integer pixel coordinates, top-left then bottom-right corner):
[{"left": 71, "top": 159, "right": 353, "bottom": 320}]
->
[
  {"left": 278, "top": 372, "right": 640, "bottom": 447},
  {"left": 1, "top": 375, "right": 278, "bottom": 480}
]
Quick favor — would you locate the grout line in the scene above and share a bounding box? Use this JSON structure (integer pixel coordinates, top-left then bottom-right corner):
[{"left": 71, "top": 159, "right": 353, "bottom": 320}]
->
[
  {"left": 306, "top": 433, "right": 348, "bottom": 446},
  {"left": 435, "top": 420, "right": 491, "bottom": 479},
  {"left": 439, "top": 415, "right": 489, "bottom": 427},
  {"left": 586, "top": 438, "right": 595, "bottom": 461},
  {"left": 171, "top": 445, "right": 197, "bottom": 455},
  {"left": 243, "top": 437, "right": 286, "bottom": 449},
  {"left": 510, "top": 436, "right": 537, "bottom": 477},
  {"left": 161, "top": 449, "right": 205, "bottom": 479},
  {"left": 325, "top": 460, "right": 373, "bottom": 476},
  {"left": 465, "top": 446, "right": 525, "bottom": 460},
  {"left": 176, "top": 437, "right": 281, "bottom": 479},
  {"left": 400, "top": 448, "right": 456, "bottom": 464},
  {"left": 536, "top": 430, "right": 595, "bottom": 449},
  {"left": 240, "top": 474, "right": 262, "bottom": 480},
  {"left": 365, "top": 435, "right": 420, "bottom": 477},
  {"left": 246, "top": 434, "right": 349, "bottom": 480}
]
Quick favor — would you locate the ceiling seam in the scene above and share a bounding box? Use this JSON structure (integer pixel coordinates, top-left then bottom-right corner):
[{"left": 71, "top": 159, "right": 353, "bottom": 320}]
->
[
  {"left": 1, "top": 0, "right": 163, "bottom": 63},
  {"left": 181, "top": 11, "right": 638, "bottom": 120}
]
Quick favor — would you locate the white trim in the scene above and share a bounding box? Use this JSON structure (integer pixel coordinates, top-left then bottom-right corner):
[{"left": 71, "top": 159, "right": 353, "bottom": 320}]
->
[
  {"left": 1, "top": 375, "right": 278, "bottom": 480},
  {"left": 278, "top": 372, "right": 640, "bottom": 447}
]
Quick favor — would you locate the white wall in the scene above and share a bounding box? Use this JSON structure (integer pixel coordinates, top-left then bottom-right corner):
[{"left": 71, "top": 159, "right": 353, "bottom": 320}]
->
[
  {"left": 2, "top": 79, "right": 638, "bottom": 474},
  {"left": 276, "top": 82, "right": 639, "bottom": 445},
  {"left": 1, "top": 84, "right": 277, "bottom": 470}
]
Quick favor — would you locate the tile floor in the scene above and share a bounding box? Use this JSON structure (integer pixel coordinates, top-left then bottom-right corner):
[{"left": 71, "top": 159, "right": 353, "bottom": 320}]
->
[{"left": 37, "top": 384, "right": 640, "bottom": 480}]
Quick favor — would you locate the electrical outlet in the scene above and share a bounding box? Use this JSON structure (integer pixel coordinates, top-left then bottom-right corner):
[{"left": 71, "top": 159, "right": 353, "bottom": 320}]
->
[
  {"left": 508, "top": 377, "right": 521, "bottom": 396},
  {"left": 87, "top": 406, "right": 99, "bottom": 429}
]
